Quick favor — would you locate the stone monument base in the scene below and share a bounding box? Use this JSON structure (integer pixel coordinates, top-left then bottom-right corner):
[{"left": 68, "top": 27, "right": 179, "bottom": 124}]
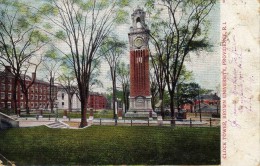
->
[
  {"left": 125, "top": 110, "right": 157, "bottom": 118},
  {"left": 125, "top": 96, "right": 157, "bottom": 118}
]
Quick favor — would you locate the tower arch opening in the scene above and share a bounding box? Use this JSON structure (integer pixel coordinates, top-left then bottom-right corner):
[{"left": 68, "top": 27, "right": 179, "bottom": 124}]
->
[{"left": 136, "top": 17, "right": 142, "bottom": 28}]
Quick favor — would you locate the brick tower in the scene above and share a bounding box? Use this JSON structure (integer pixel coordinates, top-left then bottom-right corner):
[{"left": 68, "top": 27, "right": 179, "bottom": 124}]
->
[{"left": 125, "top": 7, "right": 157, "bottom": 118}]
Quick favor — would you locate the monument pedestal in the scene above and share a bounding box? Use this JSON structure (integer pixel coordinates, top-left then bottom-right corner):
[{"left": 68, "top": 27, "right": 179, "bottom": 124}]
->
[{"left": 125, "top": 96, "right": 157, "bottom": 118}]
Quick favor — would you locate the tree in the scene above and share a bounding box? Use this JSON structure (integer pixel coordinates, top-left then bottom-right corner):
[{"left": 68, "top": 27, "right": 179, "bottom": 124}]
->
[
  {"left": 150, "top": 69, "right": 158, "bottom": 111},
  {"left": 41, "top": 49, "right": 62, "bottom": 113},
  {"left": 149, "top": 52, "right": 166, "bottom": 118},
  {"left": 19, "top": 63, "right": 41, "bottom": 114},
  {"left": 146, "top": 0, "right": 216, "bottom": 123},
  {"left": 100, "top": 36, "right": 126, "bottom": 119},
  {"left": 116, "top": 61, "right": 130, "bottom": 113},
  {"left": 0, "top": 0, "right": 48, "bottom": 114},
  {"left": 88, "top": 59, "right": 103, "bottom": 91},
  {"left": 41, "top": 0, "right": 129, "bottom": 127},
  {"left": 57, "top": 67, "right": 78, "bottom": 112},
  {"left": 176, "top": 82, "right": 200, "bottom": 109}
]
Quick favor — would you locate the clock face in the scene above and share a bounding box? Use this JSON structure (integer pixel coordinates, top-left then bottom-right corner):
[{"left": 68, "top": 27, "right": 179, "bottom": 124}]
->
[{"left": 134, "top": 37, "right": 144, "bottom": 48}]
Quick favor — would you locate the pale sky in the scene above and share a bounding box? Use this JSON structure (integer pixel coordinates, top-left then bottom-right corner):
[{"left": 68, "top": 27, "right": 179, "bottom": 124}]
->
[
  {"left": 32, "top": 1, "right": 220, "bottom": 94},
  {"left": 96, "top": 1, "right": 220, "bottom": 93}
]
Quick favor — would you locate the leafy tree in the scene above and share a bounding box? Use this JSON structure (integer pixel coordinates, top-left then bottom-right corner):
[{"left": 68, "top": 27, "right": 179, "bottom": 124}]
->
[
  {"left": 41, "top": 0, "right": 129, "bottom": 127},
  {"left": 41, "top": 48, "right": 62, "bottom": 113},
  {"left": 88, "top": 59, "right": 103, "bottom": 91},
  {"left": 176, "top": 82, "right": 200, "bottom": 109},
  {"left": 149, "top": 53, "right": 167, "bottom": 118},
  {"left": 146, "top": 0, "right": 216, "bottom": 124},
  {"left": 150, "top": 69, "right": 159, "bottom": 111},
  {"left": 57, "top": 66, "right": 78, "bottom": 112},
  {"left": 116, "top": 61, "right": 130, "bottom": 113},
  {"left": 99, "top": 36, "right": 126, "bottom": 118},
  {"left": 0, "top": 0, "right": 49, "bottom": 114}
]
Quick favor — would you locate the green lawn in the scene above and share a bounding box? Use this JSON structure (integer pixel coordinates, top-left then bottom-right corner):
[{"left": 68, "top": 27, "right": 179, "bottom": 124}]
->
[{"left": 0, "top": 126, "right": 220, "bottom": 165}]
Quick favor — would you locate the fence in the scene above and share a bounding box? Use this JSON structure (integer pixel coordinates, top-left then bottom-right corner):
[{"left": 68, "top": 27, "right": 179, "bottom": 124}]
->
[{"left": 87, "top": 117, "right": 220, "bottom": 127}]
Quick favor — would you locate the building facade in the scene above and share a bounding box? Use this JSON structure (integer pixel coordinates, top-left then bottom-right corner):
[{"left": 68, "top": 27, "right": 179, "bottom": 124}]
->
[
  {"left": 87, "top": 93, "right": 107, "bottom": 110},
  {"left": 0, "top": 66, "right": 58, "bottom": 112},
  {"left": 56, "top": 87, "right": 81, "bottom": 111},
  {"left": 180, "top": 94, "right": 220, "bottom": 113},
  {"left": 56, "top": 87, "right": 107, "bottom": 111}
]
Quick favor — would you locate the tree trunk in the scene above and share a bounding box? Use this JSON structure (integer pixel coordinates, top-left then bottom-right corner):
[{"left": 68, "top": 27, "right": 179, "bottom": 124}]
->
[
  {"left": 68, "top": 94, "right": 72, "bottom": 112},
  {"left": 112, "top": 78, "right": 116, "bottom": 119},
  {"left": 80, "top": 100, "right": 87, "bottom": 127},
  {"left": 159, "top": 90, "right": 165, "bottom": 119},
  {"left": 25, "top": 93, "right": 30, "bottom": 114},
  {"left": 12, "top": 77, "right": 18, "bottom": 115},
  {"left": 169, "top": 91, "right": 176, "bottom": 126},
  {"left": 122, "top": 84, "right": 129, "bottom": 113},
  {"left": 79, "top": 84, "right": 88, "bottom": 127},
  {"left": 111, "top": 68, "right": 117, "bottom": 119}
]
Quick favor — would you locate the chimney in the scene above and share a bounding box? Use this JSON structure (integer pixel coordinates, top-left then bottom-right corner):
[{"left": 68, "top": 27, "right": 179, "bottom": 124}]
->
[
  {"left": 5, "top": 66, "right": 11, "bottom": 73},
  {"left": 32, "top": 72, "right": 36, "bottom": 81}
]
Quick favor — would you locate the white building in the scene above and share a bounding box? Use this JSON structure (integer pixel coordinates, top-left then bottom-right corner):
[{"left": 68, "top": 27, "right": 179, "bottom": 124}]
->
[{"left": 56, "top": 87, "right": 81, "bottom": 111}]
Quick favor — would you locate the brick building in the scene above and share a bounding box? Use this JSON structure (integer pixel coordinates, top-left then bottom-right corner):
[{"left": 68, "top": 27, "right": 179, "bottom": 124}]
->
[
  {"left": 87, "top": 93, "right": 107, "bottom": 110},
  {"left": 180, "top": 94, "right": 220, "bottom": 113},
  {"left": 0, "top": 66, "right": 58, "bottom": 112},
  {"left": 56, "top": 86, "right": 107, "bottom": 111}
]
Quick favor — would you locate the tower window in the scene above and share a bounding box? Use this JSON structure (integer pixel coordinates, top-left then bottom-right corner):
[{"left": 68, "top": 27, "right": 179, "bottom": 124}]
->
[{"left": 136, "top": 17, "right": 142, "bottom": 28}]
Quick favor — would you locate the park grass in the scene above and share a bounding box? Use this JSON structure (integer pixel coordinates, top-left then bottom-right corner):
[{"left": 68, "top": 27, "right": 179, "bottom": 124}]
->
[{"left": 0, "top": 126, "right": 220, "bottom": 165}]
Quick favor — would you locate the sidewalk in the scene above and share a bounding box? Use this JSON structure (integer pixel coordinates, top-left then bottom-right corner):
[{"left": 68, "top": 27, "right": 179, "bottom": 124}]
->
[{"left": 17, "top": 117, "right": 208, "bottom": 128}]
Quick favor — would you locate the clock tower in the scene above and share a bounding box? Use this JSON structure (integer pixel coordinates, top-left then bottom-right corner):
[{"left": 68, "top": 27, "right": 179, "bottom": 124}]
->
[{"left": 125, "top": 7, "right": 157, "bottom": 118}]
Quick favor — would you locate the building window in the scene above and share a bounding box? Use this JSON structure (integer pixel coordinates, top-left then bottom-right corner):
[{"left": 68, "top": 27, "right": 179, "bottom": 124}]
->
[
  {"left": 31, "top": 95, "right": 34, "bottom": 100},
  {"left": 62, "top": 93, "right": 64, "bottom": 100},
  {"left": 20, "top": 94, "right": 23, "bottom": 100},
  {"left": 35, "top": 95, "right": 38, "bottom": 100},
  {"left": 8, "top": 93, "right": 12, "bottom": 100},
  {"left": 7, "top": 102, "right": 11, "bottom": 108},
  {"left": 1, "top": 85, "right": 5, "bottom": 91},
  {"left": 31, "top": 102, "right": 34, "bottom": 108},
  {"left": 0, "top": 102, "right": 4, "bottom": 108},
  {"left": 35, "top": 103, "right": 38, "bottom": 108},
  {"left": 8, "top": 85, "right": 12, "bottom": 91},
  {"left": 39, "top": 95, "right": 42, "bottom": 100},
  {"left": 20, "top": 102, "right": 23, "bottom": 108},
  {"left": 1, "top": 92, "right": 5, "bottom": 99}
]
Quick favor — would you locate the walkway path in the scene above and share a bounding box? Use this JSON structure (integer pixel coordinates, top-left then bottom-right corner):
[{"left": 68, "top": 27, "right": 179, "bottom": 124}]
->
[{"left": 17, "top": 117, "right": 209, "bottom": 128}]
